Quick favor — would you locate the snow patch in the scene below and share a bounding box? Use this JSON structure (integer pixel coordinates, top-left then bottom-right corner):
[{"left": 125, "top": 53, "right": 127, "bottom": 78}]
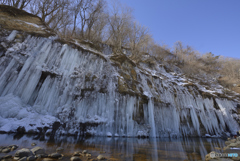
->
[
  {"left": 106, "top": 132, "right": 112, "bottom": 137},
  {"left": 0, "top": 94, "right": 58, "bottom": 132}
]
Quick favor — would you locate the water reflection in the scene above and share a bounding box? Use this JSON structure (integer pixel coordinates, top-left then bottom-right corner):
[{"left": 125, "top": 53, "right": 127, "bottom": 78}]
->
[{"left": 0, "top": 134, "right": 226, "bottom": 161}]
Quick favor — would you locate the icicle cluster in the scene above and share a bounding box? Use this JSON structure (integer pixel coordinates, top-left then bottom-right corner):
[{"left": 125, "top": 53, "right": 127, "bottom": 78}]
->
[{"left": 0, "top": 31, "right": 239, "bottom": 137}]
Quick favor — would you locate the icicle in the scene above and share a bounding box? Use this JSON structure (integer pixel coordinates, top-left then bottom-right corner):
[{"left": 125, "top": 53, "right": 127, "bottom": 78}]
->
[{"left": 148, "top": 98, "right": 156, "bottom": 137}]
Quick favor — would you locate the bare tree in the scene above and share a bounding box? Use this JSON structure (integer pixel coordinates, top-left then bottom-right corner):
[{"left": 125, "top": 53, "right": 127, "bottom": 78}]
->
[
  {"left": 70, "top": 0, "right": 83, "bottom": 36},
  {"left": 30, "top": 0, "right": 68, "bottom": 25},
  {"left": 87, "top": 11, "right": 108, "bottom": 42},
  {"left": 85, "top": 0, "right": 105, "bottom": 40},
  {"left": 106, "top": 0, "right": 132, "bottom": 52},
  {"left": 78, "top": 0, "right": 92, "bottom": 38},
  {"left": 49, "top": 2, "right": 72, "bottom": 33},
  {"left": 70, "top": 0, "right": 106, "bottom": 40},
  {"left": 128, "top": 21, "right": 150, "bottom": 57}
]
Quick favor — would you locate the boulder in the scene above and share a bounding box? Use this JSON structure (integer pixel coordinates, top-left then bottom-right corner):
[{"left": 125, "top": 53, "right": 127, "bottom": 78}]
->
[
  {"left": 36, "top": 154, "right": 48, "bottom": 159},
  {"left": 82, "top": 150, "right": 87, "bottom": 154},
  {"left": 0, "top": 146, "right": 4, "bottom": 152},
  {"left": 97, "top": 155, "right": 105, "bottom": 160},
  {"left": 225, "top": 141, "right": 231, "bottom": 145},
  {"left": 56, "top": 147, "right": 64, "bottom": 152},
  {"left": 19, "top": 157, "right": 27, "bottom": 161},
  {"left": 10, "top": 145, "right": 18, "bottom": 151},
  {"left": 31, "top": 147, "right": 45, "bottom": 155},
  {"left": 224, "top": 147, "right": 240, "bottom": 154},
  {"left": 42, "top": 158, "right": 55, "bottom": 161},
  {"left": 2, "top": 148, "right": 11, "bottom": 153},
  {"left": 230, "top": 139, "right": 237, "bottom": 143},
  {"left": 43, "top": 158, "right": 56, "bottom": 161},
  {"left": 73, "top": 152, "right": 81, "bottom": 156},
  {"left": 86, "top": 153, "right": 91, "bottom": 157},
  {"left": 229, "top": 143, "right": 238, "bottom": 148},
  {"left": 205, "top": 151, "right": 217, "bottom": 161},
  {"left": 70, "top": 156, "right": 82, "bottom": 161},
  {"left": 14, "top": 148, "right": 34, "bottom": 160},
  {"left": 236, "top": 141, "right": 240, "bottom": 145},
  {"left": 49, "top": 153, "right": 62, "bottom": 159},
  {"left": 27, "top": 156, "right": 36, "bottom": 161},
  {"left": 232, "top": 157, "right": 240, "bottom": 161}
]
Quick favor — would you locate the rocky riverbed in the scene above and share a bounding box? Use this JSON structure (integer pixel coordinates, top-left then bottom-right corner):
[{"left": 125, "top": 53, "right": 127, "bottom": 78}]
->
[
  {"left": 0, "top": 134, "right": 232, "bottom": 161},
  {"left": 0, "top": 144, "right": 107, "bottom": 161},
  {"left": 205, "top": 136, "right": 240, "bottom": 161}
]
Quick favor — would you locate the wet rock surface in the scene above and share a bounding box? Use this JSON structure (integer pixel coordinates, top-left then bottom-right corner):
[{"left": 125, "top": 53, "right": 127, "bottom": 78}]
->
[
  {"left": 0, "top": 145, "right": 18, "bottom": 154},
  {"left": 49, "top": 153, "right": 62, "bottom": 159},
  {"left": 14, "top": 148, "right": 34, "bottom": 160},
  {"left": 73, "top": 152, "right": 81, "bottom": 156},
  {"left": 0, "top": 145, "right": 109, "bottom": 161},
  {"left": 31, "top": 147, "right": 46, "bottom": 155}
]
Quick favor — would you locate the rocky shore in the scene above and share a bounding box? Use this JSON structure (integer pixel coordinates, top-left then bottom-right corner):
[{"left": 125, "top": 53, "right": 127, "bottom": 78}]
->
[
  {"left": 0, "top": 144, "right": 107, "bottom": 161},
  {"left": 205, "top": 137, "right": 240, "bottom": 161}
]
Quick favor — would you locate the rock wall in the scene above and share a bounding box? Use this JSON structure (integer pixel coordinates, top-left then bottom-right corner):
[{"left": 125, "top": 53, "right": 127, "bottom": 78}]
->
[{"left": 0, "top": 30, "right": 239, "bottom": 137}]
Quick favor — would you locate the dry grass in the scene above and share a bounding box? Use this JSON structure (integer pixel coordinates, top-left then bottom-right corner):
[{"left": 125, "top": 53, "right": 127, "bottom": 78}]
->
[{"left": 0, "top": 5, "right": 54, "bottom": 36}]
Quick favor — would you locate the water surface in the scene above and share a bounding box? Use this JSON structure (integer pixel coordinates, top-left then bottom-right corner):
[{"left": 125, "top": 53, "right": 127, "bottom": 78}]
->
[{"left": 0, "top": 134, "right": 226, "bottom": 161}]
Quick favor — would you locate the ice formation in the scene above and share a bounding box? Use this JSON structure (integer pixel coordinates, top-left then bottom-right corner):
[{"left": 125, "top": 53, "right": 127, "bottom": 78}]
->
[{"left": 0, "top": 30, "right": 239, "bottom": 137}]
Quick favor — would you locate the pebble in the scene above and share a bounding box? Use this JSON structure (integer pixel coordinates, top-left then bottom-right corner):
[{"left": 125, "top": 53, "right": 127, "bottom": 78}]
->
[{"left": 31, "top": 143, "right": 36, "bottom": 146}]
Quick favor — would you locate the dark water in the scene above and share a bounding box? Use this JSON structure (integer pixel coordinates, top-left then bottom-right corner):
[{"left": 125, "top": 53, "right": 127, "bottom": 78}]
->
[{"left": 0, "top": 134, "right": 226, "bottom": 161}]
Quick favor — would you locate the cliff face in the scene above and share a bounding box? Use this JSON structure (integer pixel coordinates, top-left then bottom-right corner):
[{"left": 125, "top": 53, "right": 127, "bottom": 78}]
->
[{"left": 0, "top": 6, "right": 239, "bottom": 137}]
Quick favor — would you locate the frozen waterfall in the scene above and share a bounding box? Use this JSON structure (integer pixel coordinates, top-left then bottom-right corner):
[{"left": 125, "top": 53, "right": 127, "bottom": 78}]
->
[{"left": 0, "top": 31, "right": 239, "bottom": 137}]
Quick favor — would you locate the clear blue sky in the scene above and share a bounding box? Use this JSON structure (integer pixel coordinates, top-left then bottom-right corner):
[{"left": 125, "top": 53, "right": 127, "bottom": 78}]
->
[{"left": 118, "top": 0, "right": 240, "bottom": 58}]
